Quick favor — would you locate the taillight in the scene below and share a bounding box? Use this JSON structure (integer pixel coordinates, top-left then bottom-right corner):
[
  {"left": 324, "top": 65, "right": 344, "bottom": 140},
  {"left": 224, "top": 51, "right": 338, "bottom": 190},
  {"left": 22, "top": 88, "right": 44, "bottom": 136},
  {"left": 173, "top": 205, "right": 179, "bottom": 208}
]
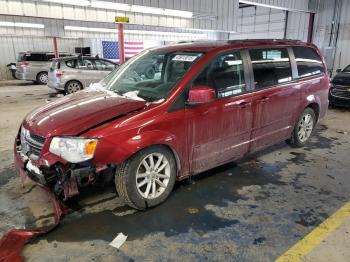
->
[
  {"left": 56, "top": 70, "right": 64, "bottom": 78},
  {"left": 20, "top": 62, "right": 29, "bottom": 68}
]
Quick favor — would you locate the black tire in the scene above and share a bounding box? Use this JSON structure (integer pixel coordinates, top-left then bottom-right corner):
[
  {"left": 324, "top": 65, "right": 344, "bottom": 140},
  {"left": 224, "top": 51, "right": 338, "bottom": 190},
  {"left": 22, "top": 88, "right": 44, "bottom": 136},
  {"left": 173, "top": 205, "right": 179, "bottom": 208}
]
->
[
  {"left": 144, "top": 66, "right": 155, "bottom": 79},
  {"left": 287, "top": 107, "right": 316, "bottom": 147},
  {"left": 36, "top": 72, "right": 48, "bottom": 85},
  {"left": 115, "top": 145, "right": 177, "bottom": 210},
  {"left": 11, "top": 70, "right": 17, "bottom": 79},
  {"left": 65, "top": 80, "right": 83, "bottom": 94}
]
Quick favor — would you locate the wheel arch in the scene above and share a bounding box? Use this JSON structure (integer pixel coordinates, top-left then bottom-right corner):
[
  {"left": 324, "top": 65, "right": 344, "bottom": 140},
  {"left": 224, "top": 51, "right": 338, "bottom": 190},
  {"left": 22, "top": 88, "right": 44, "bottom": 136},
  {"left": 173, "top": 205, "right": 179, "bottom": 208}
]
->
[
  {"left": 306, "top": 102, "right": 320, "bottom": 123},
  {"left": 36, "top": 71, "right": 48, "bottom": 78},
  {"left": 36, "top": 71, "right": 48, "bottom": 82},
  {"left": 65, "top": 79, "right": 84, "bottom": 92}
]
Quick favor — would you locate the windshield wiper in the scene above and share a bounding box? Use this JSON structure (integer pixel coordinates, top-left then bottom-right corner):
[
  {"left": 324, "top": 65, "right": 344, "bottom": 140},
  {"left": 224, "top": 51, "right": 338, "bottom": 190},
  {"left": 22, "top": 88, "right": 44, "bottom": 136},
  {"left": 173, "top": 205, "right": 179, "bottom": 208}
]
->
[
  {"left": 136, "top": 93, "right": 156, "bottom": 102},
  {"left": 113, "top": 89, "right": 124, "bottom": 96}
]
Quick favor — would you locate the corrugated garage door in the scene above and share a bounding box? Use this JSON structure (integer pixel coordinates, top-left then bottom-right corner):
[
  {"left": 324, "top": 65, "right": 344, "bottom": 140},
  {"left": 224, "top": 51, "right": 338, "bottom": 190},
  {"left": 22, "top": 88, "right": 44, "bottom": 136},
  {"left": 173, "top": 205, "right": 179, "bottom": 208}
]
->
[{"left": 231, "top": 6, "right": 286, "bottom": 39}]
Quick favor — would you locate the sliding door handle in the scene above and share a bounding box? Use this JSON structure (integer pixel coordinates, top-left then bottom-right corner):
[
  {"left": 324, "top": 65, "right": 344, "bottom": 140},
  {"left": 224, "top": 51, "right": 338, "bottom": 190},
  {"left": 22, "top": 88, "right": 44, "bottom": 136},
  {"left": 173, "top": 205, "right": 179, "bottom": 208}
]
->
[
  {"left": 258, "top": 96, "right": 270, "bottom": 103},
  {"left": 238, "top": 101, "right": 252, "bottom": 108}
]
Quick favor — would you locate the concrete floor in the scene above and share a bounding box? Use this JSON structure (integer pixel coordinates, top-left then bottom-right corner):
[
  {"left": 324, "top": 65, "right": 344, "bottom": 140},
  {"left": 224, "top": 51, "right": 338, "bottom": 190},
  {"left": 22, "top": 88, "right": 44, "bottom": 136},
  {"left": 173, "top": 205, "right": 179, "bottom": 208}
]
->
[{"left": 1, "top": 81, "right": 350, "bottom": 261}]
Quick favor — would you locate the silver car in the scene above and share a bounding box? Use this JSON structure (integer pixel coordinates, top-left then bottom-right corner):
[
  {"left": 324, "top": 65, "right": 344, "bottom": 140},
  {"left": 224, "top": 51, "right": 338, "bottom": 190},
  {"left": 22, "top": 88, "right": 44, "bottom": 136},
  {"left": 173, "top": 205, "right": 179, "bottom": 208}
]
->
[
  {"left": 48, "top": 56, "right": 118, "bottom": 94},
  {"left": 15, "top": 52, "right": 71, "bottom": 84}
]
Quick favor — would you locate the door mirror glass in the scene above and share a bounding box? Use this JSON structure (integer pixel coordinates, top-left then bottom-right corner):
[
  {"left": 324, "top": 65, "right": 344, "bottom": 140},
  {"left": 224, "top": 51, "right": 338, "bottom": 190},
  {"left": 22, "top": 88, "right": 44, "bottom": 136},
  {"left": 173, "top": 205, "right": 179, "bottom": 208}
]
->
[
  {"left": 336, "top": 68, "right": 342, "bottom": 73},
  {"left": 188, "top": 85, "right": 216, "bottom": 105}
]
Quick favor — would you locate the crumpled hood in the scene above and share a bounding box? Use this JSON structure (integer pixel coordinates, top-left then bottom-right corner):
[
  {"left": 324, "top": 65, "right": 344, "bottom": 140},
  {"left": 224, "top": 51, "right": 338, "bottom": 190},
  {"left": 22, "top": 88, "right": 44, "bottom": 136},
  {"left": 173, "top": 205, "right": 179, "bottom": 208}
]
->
[{"left": 23, "top": 90, "right": 147, "bottom": 137}]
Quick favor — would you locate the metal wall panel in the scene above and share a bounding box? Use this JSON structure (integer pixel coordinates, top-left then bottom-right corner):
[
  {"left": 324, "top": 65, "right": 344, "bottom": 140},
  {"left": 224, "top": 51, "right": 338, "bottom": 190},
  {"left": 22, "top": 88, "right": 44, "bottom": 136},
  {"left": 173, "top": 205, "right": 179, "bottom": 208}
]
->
[
  {"left": 328, "top": 0, "right": 350, "bottom": 73},
  {"left": 1, "top": 0, "right": 239, "bottom": 32}
]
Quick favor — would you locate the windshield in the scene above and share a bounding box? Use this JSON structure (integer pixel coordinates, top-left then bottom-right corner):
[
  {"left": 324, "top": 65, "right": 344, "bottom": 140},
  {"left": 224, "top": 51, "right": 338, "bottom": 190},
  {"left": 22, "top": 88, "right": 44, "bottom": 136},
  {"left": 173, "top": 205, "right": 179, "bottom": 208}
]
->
[
  {"left": 100, "top": 50, "right": 203, "bottom": 102},
  {"left": 342, "top": 65, "right": 350, "bottom": 73}
]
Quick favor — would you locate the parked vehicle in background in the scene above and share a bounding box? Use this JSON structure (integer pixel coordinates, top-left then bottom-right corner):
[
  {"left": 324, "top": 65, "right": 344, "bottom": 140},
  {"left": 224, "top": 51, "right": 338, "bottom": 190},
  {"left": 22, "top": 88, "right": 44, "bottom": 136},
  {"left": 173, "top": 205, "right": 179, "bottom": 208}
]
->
[
  {"left": 6, "top": 63, "right": 17, "bottom": 79},
  {"left": 48, "top": 55, "right": 118, "bottom": 94},
  {"left": 133, "top": 57, "right": 161, "bottom": 79},
  {"left": 15, "top": 40, "right": 329, "bottom": 210},
  {"left": 15, "top": 52, "right": 71, "bottom": 84},
  {"left": 329, "top": 65, "right": 350, "bottom": 107}
]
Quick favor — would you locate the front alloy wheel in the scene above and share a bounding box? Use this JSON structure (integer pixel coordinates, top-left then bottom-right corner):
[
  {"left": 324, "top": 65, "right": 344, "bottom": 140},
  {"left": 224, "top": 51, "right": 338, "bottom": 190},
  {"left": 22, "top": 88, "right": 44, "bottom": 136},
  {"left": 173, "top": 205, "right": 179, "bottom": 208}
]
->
[
  {"left": 115, "top": 146, "right": 176, "bottom": 210},
  {"left": 136, "top": 153, "right": 171, "bottom": 199}
]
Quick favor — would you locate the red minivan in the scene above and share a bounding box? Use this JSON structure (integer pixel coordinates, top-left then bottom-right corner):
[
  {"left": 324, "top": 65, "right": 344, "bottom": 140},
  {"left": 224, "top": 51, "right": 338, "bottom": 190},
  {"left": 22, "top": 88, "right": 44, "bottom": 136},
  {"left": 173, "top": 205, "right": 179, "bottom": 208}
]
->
[{"left": 14, "top": 40, "right": 329, "bottom": 209}]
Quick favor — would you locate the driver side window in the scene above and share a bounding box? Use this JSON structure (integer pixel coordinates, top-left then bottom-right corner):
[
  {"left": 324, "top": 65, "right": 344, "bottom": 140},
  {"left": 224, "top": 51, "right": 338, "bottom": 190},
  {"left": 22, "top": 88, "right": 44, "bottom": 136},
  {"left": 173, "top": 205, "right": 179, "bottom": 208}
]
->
[{"left": 193, "top": 51, "right": 246, "bottom": 98}]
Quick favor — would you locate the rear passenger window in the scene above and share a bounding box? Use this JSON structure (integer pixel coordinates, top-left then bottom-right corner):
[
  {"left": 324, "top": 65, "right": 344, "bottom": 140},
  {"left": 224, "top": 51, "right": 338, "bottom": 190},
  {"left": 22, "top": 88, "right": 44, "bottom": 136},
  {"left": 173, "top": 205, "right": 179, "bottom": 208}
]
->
[
  {"left": 249, "top": 48, "right": 292, "bottom": 89},
  {"left": 193, "top": 51, "right": 245, "bottom": 98},
  {"left": 24, "top": 53, "right": 47, "bottom": 61},
  {"left": 65, "top": 60, "right": 78, "bottom": 68},
  {"left": 293, "top": 46, "right": 325, "bottom": 78},
  {"left": 79, "top": 59, "right": 95, "bottom": 70}
]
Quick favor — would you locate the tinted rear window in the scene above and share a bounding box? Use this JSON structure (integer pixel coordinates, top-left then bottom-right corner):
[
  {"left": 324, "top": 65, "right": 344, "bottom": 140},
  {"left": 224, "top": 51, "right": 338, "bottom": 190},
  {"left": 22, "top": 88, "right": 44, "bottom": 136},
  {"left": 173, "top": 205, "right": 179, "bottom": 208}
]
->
[
  {"left": 18, "top": 53, "right": 48, "bottom": 62},
  {"left": 293, "top": 46, "right": 325, "bottom": 78},
  {"left": 249, "top": 48, "right": 292, "bottom": 89},
  {"left": 47, "top": 54, "right": 55, "bottom": 60}
]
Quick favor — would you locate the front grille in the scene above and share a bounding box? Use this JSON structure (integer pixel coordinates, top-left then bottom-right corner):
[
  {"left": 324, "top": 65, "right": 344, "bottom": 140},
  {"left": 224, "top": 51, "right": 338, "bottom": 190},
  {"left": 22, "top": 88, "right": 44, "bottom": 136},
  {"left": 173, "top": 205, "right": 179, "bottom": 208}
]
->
[
  {"left": 331, "top": 85, "right": 350, "bottom": 99},
  {"left": 20, "top": 127, "right": 45, "bottom": 160}
]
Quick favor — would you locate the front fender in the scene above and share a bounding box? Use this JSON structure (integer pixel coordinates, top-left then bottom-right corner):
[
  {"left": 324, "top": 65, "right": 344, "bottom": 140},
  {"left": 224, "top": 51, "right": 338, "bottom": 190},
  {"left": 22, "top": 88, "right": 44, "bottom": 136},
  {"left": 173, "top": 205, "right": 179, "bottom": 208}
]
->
[{"left": 93, "top": 130, "right": 183, "bottom": 170}]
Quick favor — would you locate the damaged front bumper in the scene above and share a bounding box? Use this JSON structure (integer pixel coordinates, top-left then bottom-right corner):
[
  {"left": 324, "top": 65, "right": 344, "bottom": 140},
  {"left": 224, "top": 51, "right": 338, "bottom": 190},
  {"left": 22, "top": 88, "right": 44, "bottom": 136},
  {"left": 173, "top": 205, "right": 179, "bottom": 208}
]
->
[
  {"left": 14, "top": 141, "right": 113, "bottom": 200},
  {"left": 14, "top": 150, "right": 47, "bottom": 185}
]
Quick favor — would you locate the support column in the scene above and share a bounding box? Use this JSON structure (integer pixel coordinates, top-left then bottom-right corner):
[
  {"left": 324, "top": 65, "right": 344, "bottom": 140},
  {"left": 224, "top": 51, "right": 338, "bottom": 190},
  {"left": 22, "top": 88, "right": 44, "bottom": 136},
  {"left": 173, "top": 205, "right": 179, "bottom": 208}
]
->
[
  {"left": 283, "top": 11, "right": 289, "bottom": 39},
  {"left": 307, "top": 13, "right": 315, "bottom": 43},
  {"left": 53, "top": 37, "right": 58, "bottom": 58},
  {"left": 118, "top": 23, "right": 125, "bottom": 64}
]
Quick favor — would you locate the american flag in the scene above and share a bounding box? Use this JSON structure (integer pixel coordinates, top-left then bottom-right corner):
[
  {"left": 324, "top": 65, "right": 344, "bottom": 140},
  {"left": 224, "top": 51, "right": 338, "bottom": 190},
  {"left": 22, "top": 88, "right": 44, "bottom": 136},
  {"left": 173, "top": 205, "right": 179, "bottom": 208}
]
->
[
  {"left": 102, "top": 41, "right": 119, "bottom": 60},
  {"left": 102, "top": 41, "right": 144, "bottom": 61},
  {"left": 125, "top": 42, "right": 144, "bottom": 58}
]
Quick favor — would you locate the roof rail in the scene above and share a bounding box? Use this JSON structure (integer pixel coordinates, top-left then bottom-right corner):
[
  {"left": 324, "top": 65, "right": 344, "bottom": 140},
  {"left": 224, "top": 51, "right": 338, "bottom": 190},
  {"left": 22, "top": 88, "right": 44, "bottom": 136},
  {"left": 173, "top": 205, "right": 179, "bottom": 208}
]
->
[
  {"left": 176, "top": 40, "right": 198, "bottom": 44},
  {"left": 227, "top": 39, "right": 302, "bottom": 43}
]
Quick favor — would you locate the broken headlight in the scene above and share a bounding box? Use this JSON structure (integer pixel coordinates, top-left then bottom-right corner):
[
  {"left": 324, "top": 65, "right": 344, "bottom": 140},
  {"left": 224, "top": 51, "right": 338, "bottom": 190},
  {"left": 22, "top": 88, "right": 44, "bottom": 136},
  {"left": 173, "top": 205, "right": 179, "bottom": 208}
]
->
[{"left": 49, "top": 137, "right": 98, "bottom": 163}]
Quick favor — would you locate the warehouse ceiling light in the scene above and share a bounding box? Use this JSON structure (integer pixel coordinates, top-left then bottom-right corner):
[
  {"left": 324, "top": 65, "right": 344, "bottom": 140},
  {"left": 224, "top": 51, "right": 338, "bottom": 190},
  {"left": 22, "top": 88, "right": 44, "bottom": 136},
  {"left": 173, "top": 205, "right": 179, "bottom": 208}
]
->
[
  {"left": 64, "top": 25, "right": 206, "bottom": 38},
  {"left": 64, "top": 26, "right": 116, "bottom": 33},
  {"left": 0, "top": 21, "right": 45, "bottom": 28},
  {"left": 90, "top": 1, "right": 130, "bottom": 11},
  {"left": 41, "top": 0, "right": 193, "bottom": 18},
  {"left": 238, "top": 0, "right": 310, "bottom": 12},
  {"left": 45, "top": 0, "right": 90, "bottom": 6},
  {"left": 124, "top": 29, "right": 206, "bottom": 38}
]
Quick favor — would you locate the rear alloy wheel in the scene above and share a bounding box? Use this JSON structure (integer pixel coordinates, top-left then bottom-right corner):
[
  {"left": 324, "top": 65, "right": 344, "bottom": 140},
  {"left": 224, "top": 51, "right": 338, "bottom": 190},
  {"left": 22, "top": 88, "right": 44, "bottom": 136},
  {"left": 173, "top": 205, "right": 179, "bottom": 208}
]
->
[
  {"left": 65, "top": 80, "right": 83, "bottom": 94},
  {"left": 287, "top": 108, "right": 316, "bottom": 147},
  {"left": 36, "top": 72, "right": 48, "bottom": 85},
  {"left": 115, "top": 146, "right": 176, "bottom": 210}
]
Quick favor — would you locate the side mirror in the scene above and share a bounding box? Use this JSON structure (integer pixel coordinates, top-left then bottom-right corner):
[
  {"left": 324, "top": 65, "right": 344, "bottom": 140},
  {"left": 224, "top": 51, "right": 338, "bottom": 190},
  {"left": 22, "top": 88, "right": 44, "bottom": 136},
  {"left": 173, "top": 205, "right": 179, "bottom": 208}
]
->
[
  {"left": 187, "top": 85, "right": 216, "bottom": 106},
  {"left": 336, "top": 68, "right": 342, "bottom": 73}
]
